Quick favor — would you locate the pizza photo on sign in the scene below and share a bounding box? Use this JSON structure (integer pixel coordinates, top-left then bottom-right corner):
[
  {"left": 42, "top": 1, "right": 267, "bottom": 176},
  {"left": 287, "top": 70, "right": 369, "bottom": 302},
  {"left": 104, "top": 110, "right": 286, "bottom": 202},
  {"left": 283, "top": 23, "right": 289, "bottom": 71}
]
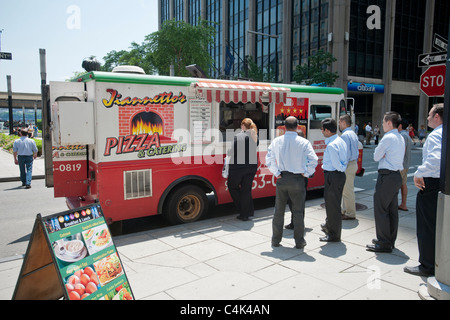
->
[{"left": 93, "top": 253, "right": 124, "bottom": 286}]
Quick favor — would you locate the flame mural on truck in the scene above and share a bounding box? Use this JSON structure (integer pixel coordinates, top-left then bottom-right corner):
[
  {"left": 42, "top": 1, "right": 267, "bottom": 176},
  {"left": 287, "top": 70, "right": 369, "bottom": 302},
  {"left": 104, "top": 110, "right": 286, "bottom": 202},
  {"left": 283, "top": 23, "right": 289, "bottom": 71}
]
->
[{"left": 131, "top": 111, "right": 164, "bottom": 136}]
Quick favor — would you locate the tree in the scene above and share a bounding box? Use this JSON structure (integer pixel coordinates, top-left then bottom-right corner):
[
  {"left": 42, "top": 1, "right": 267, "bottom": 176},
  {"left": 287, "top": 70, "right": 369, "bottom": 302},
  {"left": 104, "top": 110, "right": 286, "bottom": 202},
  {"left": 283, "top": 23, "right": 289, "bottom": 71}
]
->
[
  {"left": 243, "top": 56, "right": 276, "bottom": 83},
  {"left": 102, "top": 42, "right": 154, "bottom": 74},
  {"left": 146, "top": 19, "right": 216, "bottom": 77},
  {"left": 293, "top": 50, "right": 339, "bottom": 86}
]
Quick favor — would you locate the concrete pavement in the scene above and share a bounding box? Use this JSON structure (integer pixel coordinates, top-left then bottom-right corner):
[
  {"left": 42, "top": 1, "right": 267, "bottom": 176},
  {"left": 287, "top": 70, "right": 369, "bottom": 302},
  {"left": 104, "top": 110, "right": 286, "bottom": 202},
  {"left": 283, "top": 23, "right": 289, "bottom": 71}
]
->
[{"left": 0, "top": 147, "right": 430, "bottom": 300}]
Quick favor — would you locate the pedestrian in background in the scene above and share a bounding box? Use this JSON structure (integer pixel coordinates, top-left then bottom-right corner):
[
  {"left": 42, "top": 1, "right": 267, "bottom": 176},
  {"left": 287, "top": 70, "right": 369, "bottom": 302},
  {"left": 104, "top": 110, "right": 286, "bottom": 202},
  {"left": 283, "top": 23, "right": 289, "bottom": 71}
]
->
[
  {"left": 320, "top": 118, "right": 347, "bottom": 242},
  {"left": 366, "top": 112, "right": 405, "bottom": 253},
  {"left": 365, "top": 122, "right": 373, "bottom": 145},
  {"left": 266, "top": 116, "right": 318, "bottom": 249},
  {"left": 373, "top": 124, "right": 380, "bottom": 145},
  {"left": 398, "top": 118, "right": 412, "bottom": 212},
  {"left": 13, "top": 128, "right": 38, "bottom": 189},
  {"left": 339, "top": 114, "right": 359, "bottom": 221},
  {"left": 408, "top": 124, "right": 416, "bottom": 145},
  {"left": 418, "top": 125, "right": 426, "bottom": 146},
  {"left": 227, "top": 118, "right": 259, "bottom": 221},
  {"left": 404, "top": 103, "right": 443, "bottom": 277}
]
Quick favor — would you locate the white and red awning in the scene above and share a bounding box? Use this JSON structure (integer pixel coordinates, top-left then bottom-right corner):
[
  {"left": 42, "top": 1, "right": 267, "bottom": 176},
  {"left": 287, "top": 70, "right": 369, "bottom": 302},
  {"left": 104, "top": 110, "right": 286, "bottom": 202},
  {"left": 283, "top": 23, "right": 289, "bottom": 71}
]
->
[{"left": 193, "top": 81, "right": 290, "bottom": 104}]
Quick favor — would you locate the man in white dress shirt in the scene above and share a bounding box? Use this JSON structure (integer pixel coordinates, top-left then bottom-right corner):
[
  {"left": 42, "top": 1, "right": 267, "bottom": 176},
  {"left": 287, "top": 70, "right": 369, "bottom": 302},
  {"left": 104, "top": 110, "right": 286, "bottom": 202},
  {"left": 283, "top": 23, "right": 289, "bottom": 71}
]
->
[
  {"left": 266, "top": 117, "right": 318, "bottom": 249},
  {"left": 366, "top": 112, "right": 405, "bottom": 253},
  {"left": 404, "top": 104, "right": 443, "bottom": 277}
]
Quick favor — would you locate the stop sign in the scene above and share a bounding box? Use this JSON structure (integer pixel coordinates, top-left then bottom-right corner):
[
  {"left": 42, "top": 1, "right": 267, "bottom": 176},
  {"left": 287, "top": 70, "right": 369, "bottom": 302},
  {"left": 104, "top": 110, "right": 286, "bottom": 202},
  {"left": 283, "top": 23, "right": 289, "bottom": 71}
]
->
[{"left": 420, "top": 65, "right": 446, "bottom": 97}]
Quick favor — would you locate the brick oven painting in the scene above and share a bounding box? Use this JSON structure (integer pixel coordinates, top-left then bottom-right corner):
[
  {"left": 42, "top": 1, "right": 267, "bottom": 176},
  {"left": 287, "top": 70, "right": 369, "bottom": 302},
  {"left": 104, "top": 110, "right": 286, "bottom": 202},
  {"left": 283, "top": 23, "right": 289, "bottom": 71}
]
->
[
  {"left": 131, "top": 111, "right": 164, "bottom": 136},
  {"left": 118, "top": 104, "right": 175, "bottom": 142}
]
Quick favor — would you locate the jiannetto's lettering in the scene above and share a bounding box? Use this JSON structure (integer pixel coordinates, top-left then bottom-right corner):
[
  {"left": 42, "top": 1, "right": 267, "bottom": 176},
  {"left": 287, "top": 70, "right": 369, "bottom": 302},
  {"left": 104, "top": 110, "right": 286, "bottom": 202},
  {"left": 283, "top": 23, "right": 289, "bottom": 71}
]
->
[{"left": 102, "top": 89, "right": 187, "bottom": 108}]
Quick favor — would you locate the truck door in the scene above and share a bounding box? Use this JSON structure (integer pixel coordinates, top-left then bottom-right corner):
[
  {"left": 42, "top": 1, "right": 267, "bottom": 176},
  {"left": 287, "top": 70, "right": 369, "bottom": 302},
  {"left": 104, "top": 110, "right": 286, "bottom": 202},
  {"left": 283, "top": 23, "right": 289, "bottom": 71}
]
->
[{"left": 49, "top": 82, "right": 94, "bottom": 198}]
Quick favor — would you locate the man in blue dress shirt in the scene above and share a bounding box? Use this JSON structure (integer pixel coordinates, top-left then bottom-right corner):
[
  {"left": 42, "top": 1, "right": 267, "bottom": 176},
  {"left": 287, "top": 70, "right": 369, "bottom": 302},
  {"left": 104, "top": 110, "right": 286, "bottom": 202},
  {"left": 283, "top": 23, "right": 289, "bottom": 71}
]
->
[
  {"left": 266, "top": 116, "right": 318, "bottom": 249},
  {"left": 339, "top": 114, "right": 359, "bottom": 220},
  {"left": 13, "top": 128, "right": 38, "bottom": 189},
  {"left": 320, "top": 118, "right": 348, "bottom": 242},
  {"left": 404, "top": 103, "right": 443, "bottom": 277},
  {"left": 366, "top": 111, "right": 405, "bottom": 253}
]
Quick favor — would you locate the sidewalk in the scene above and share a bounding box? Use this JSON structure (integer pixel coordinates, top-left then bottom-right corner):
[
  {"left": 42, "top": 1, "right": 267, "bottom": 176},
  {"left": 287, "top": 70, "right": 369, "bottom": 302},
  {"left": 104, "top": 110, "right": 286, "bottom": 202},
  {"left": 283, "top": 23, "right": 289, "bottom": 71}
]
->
[
  {"left": 0, "top": 148, "right": 429, "bottom": 300},
  {"left": 0, "top": 147, "right": 45, "bottom": 182}
]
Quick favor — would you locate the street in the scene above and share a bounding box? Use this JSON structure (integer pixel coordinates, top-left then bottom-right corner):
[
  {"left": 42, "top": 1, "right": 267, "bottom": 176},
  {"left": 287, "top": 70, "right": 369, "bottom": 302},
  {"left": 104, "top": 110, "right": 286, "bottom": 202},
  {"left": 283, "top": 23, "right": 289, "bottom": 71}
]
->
[{"left": 0, "top": 144, "right": 424, "bottom": 261}]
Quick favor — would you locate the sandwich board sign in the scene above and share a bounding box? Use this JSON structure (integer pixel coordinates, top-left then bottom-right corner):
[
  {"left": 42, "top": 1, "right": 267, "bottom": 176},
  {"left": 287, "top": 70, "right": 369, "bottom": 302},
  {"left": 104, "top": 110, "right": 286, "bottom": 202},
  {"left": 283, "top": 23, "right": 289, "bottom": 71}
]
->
[{"left": 12, "top": 204, "right": 134, "bottom": 300}]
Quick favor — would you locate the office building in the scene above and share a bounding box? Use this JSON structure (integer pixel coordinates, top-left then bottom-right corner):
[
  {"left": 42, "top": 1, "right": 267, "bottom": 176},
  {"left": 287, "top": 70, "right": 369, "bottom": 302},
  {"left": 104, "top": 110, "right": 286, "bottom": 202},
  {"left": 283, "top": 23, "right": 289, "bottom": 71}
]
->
[{"left": 159, "top": 0, "right": 449, "bottom": 129}]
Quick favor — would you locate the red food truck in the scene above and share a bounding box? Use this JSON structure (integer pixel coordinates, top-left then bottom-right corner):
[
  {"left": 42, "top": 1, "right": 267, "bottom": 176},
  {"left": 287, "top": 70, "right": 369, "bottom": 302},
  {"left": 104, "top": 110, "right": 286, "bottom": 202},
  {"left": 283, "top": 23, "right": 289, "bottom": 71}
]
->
[{"left": 44, "top": 67, "right": 363, "bottom": 230}]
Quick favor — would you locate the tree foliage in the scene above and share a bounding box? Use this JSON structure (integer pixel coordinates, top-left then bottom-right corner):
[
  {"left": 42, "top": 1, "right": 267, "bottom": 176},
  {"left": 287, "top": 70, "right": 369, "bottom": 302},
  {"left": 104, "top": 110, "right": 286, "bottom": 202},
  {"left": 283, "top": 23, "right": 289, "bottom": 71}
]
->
[
  {"left": 243, "top": 56, "right": 276, "bottom": 83},
  {"left": 101, "top": 19, "right": 216, "bottom": 77},
  {"left": 146, "top": 19, "right": 216, "bottom": 77},
  {"left": 293, "top": 50, "right": 339, "bottom": 86}
]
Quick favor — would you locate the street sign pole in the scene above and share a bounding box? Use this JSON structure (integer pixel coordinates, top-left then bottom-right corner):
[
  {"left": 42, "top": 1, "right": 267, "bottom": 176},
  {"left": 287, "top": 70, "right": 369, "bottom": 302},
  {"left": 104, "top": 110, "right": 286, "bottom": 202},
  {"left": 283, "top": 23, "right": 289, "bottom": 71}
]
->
[{"left": 7, "top": 75, "right": 13, "bottom": 135}]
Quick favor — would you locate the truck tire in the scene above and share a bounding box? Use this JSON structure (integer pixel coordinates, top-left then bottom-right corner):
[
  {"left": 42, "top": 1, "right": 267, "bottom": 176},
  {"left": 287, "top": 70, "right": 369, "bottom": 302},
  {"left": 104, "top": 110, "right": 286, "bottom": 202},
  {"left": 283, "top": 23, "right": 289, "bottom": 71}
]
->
[{"left": 163, "top": 185, "right": 208, "bottom": 224}]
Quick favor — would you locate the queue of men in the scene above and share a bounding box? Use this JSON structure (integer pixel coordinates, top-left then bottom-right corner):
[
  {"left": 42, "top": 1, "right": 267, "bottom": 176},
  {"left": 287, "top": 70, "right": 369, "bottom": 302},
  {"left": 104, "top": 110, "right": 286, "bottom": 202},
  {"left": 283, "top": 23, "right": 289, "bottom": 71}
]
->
[{"left": 266, "top": 103, "right": 444, "bottom": 278}]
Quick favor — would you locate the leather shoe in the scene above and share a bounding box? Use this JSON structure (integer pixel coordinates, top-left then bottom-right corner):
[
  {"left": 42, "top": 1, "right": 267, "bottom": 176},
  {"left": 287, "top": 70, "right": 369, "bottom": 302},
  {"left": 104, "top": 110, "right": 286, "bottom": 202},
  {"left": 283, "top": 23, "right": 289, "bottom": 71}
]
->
[
  {"left": 285, "top": 223, "right": 294, "bottom": 230},
  {"left": 271, "top": 242, "right": 280, "bottom": 247},
  {"left": 372, "top": 239, "right": 395, "bottom": 249},
  {"left": 295, "top": 241, "right": 307, "bottom": 249},
  {"left": 366, "top": 243, "right": 392, "bottom": 253},
  {"left": 404, "top": 265, "right": 434, "bottom": 277},
  {"left": 319, "top": 235, "right": 340, "bottom": 242},
  {"left": 320, "top": 223, "right": 329, "bottom": 234}
]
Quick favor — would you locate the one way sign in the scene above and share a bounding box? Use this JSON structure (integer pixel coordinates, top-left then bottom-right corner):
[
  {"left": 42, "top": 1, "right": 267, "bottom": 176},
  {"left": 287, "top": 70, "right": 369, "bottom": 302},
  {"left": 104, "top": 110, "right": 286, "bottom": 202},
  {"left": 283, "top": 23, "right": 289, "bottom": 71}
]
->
[{"left": 418, "top": 51, "right": 447, "bottom": 68}]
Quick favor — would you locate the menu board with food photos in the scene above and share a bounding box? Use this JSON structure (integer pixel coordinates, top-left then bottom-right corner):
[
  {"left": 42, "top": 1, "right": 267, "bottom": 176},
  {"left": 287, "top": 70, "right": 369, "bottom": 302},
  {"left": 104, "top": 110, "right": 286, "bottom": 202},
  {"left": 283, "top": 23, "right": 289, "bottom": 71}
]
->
[{"left": 13, "top": 204, "right": 134, "bottom": 300}]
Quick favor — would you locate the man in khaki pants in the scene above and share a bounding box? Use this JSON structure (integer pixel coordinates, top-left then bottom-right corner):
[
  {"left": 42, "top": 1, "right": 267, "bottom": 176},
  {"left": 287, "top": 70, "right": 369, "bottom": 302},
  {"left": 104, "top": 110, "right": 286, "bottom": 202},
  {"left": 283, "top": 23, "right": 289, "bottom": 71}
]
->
[{"left": 339, "top": 115, "right": 359, "bottom": 220}]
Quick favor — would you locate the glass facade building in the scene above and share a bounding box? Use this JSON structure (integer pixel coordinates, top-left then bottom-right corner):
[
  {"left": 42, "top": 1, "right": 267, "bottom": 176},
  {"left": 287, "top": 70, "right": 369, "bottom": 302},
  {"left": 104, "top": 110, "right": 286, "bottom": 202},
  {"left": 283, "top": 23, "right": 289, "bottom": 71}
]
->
[{"left": 159, "top": 0, "right": 449, "bottom": 129}]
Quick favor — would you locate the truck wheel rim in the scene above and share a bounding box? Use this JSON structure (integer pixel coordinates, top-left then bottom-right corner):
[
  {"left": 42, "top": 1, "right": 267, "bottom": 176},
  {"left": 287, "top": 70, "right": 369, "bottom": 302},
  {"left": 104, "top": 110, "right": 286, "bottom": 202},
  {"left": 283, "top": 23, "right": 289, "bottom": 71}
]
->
[{"left": 177, "top": 195, "right": 201, "bottom": 221}]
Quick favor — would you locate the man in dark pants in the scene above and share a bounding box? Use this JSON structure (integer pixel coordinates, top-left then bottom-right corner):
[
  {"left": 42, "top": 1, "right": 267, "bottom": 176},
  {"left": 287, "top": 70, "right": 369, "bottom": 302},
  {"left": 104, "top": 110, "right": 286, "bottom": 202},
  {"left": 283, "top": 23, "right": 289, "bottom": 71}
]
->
[
  {"left": 266, "top": 117, "right": 318, "bottom": 249},
  {"left": 404, "top": 104, "right": 443, "bottom": 277},
  {"left": 319, "top": 118, "right": 348, "bottom": 242},
  {"left": 366, "top": 112, "right": 405, "bottom": 253}
]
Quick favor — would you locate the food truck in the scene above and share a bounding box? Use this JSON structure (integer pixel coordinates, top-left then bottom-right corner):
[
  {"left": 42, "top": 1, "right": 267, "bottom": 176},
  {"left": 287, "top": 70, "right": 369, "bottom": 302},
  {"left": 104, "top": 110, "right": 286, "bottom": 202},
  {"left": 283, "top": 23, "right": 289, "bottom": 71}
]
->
[{"left": 45, "top": 67, "right": 363, "bottom": 229}]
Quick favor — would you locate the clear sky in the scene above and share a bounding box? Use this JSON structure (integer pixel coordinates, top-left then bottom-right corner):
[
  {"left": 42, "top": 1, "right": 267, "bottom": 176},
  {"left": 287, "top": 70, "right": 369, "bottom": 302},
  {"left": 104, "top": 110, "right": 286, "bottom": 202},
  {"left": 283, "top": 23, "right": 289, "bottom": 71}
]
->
[{"left": 0, "top": 0, "right": 159, "bottom": 94}]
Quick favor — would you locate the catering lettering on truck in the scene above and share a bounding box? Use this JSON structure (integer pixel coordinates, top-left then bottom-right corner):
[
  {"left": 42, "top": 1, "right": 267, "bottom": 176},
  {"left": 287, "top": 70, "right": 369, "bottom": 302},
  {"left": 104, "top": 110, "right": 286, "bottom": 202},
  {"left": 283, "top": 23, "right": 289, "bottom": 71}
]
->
[{"left": 45, "top": 67, "right": 363, "bottom": 231}]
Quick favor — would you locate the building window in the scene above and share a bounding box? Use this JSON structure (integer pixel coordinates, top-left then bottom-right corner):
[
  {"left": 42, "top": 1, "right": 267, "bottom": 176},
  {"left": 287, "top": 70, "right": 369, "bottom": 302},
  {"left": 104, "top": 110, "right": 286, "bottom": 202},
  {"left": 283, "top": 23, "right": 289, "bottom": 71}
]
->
[
  {"left": 174, "top": 0, "right": 184, "bottom": 21},
  {"left": 206, "top": 0, "right": 223, "bottom": 78},
  {"left": 392, "top": 0, "right": 426, "bottom": 82},
  {"left": 348, "top": 0, "right": 385, "bottom": 79},
  {"left": 255, "top": 0, "right": 283, "bottom": 82},
  {"left": 227, "top": 0, "right": 248, "bottom": 79},
  {"left": 160, "top": 0, "right": 171, "bottom": 25},
  {"left": 188, "top": 0, "right": 202, "bottom": 26},
  {"left": 292, "top": 0, "right": 329, "bottom": 80}
]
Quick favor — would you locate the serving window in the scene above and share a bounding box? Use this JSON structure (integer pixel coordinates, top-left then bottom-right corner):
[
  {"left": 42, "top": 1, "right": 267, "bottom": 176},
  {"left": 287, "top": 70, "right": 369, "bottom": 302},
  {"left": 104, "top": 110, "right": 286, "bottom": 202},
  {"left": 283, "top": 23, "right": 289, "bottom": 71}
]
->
[{"left": 219, "top": 101, "right": 269, "bottom": 141}]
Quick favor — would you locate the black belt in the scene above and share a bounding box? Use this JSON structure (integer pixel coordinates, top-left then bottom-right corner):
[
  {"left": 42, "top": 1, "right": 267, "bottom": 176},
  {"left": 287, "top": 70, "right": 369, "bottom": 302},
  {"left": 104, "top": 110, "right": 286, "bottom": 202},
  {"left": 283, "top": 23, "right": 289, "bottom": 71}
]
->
[
  {"left": 280, "top": 171, "right": 303, "bottom": 176},
  {"left": 378, "top": 169, "right": 400, "bottom": 175}
]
